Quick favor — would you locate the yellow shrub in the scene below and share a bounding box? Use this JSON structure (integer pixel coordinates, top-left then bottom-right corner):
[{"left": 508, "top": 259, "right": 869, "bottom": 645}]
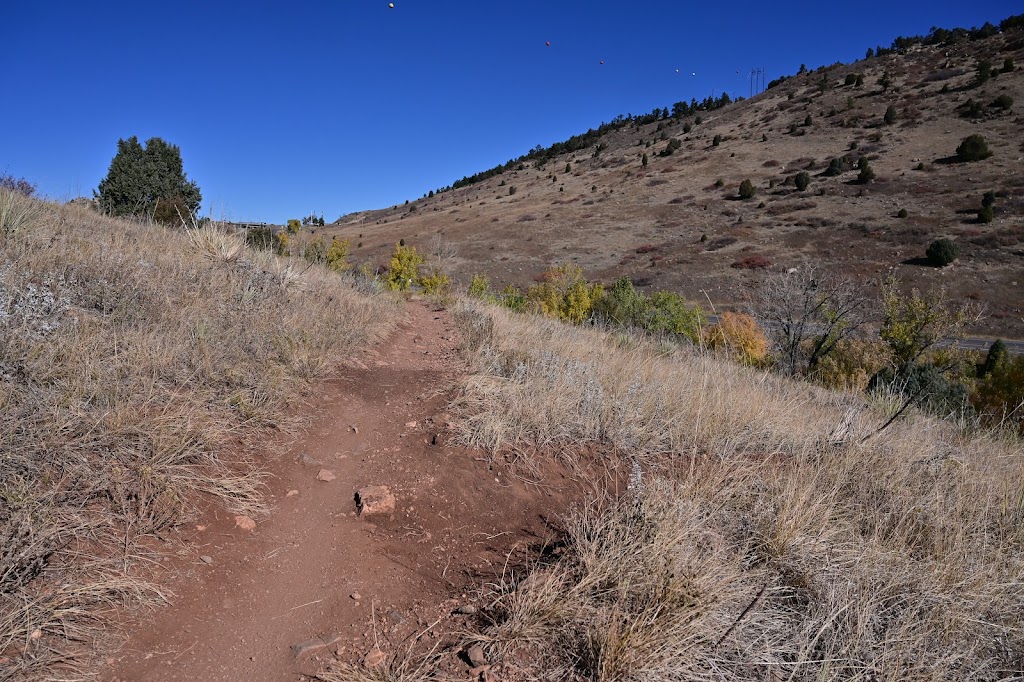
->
[
  {"left": 705, "top": 312, "right": 769, "bottom": 365},
  {"left": 386, "top": 243, "right": 424, "bottom": 291},
  {"left": 326, "top": 237, "right": 350, "bottom": 272},
  {"left": 813, "top": 338, "right": 888, "bottom": 391},
  {"left": 418, "top": 268, "right": 451, "bottom": 295}
]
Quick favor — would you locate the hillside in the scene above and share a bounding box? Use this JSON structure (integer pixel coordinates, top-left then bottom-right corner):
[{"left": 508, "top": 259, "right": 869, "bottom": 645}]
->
[{"left": 326, "top": 27, "right": 1024, "bottom": 339}]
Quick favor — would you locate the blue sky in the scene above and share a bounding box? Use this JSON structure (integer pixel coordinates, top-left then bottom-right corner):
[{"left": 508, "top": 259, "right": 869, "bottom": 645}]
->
[{"left": 2, "top": 1, "right": 1017, "bottom": 223}]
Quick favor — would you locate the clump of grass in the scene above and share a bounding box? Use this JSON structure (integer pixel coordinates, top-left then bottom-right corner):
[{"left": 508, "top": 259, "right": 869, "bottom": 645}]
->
[
  {"left": 0, "top": 197, "right": 395, "bottom": 677},
  {"left": 452, "top": 298, "right": 1024, "bottom": 680}
]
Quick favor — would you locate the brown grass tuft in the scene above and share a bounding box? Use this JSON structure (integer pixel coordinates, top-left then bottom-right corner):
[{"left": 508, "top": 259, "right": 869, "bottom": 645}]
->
[{"left": 452, "top": 298, "right": 1024, "bottom": 680}]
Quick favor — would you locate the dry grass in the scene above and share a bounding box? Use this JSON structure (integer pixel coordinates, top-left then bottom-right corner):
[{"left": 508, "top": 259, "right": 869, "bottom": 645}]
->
[
  {"left": 0, "top": 190, "right": 395, "bottom": 679},
  {"left": 453, "top": 298, "right": 1024, "bottom": 681}
]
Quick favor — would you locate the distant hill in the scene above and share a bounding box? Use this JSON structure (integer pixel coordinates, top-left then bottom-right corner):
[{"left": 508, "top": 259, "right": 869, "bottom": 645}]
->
[{"left": 328, "top": 19, "right": 1024, "bottom": 339}]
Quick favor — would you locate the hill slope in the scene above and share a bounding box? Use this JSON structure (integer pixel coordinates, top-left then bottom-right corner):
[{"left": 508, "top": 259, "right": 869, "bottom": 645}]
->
[{"left": 327, "top": 29, "right": 1024, "bottom": 338}]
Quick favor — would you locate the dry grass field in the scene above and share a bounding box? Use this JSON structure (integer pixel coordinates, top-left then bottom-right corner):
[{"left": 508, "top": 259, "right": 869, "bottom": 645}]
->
[
  {"left": 327, "top": 29, "right": 1024, "bottom": 340},
  {"left": 0, "top": 191, "right": 395, "bottom": 679},
  {"left": 449, "top": 298, "right": 1024, "bottom": 681}
]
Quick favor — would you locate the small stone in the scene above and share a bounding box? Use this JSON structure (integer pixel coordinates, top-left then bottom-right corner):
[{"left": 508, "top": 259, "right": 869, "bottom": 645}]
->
[
  {"left": 350, "top": 425, "right": 359, "bottom": 434},
  {"left": 200, "top": 555, "right": 213, "bottom": 565},
  {"left": 29, "top": 629, "right": 42, "bottom": 641},
  {"left": 363, "top": 648, "right": 387, "bottom": 669},
  {"left": 466, "top": 644, "right": 487, "bottom": 667},
  {"left": 456, "top": 604, "right": 478, "bottom": 615},
  {"left": 286, "top": 489, "right": 299, "bottom": 497},
  {"left": 234, "top": 515, "right": 257, "bottom": 531},
  {"left": 350, "top": 592, "right": 362, "bottom": 601},
  {"left": 298, "top": 452, "right": 321, "bottom": 467},
  {"left": 355, "top": 486, "right": 396, "bottom": 517},
  {"left": 316, "top": 469, "right": 337, "bottom": 482},
  {"left": 386, "top": 609, "right": 404, "bottom": 624},
  {"left": 405, "top": 420, "right": 418, "bottom": 428},
  {"left": 290, "top": 638, "right": 327, "bottom": 659}
]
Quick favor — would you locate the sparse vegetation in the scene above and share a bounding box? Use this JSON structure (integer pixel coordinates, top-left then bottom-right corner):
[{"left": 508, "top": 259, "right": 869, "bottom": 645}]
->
[
  {"left": 738, "top": 179, "right": 756, "bottom": 199},
  {"left": 793, "top": 171, "right": 810, "bottom": 191},
  {"left": 956, "top": 134, "right": 992, "bottom": 161},
  {"left": 883, "top": 104, "right": 897, "bottom": 123},
  {"left": 857, "top": 156, "right": 875, "bottom": 183},
  {"left": 926, "top": 238, "right": 959, "bottom": 266}
]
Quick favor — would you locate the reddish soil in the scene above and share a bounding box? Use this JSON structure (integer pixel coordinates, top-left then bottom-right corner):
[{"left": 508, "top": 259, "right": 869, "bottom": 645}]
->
[{"left": 101, "top": 303, "right": 581, "bottom": 681}]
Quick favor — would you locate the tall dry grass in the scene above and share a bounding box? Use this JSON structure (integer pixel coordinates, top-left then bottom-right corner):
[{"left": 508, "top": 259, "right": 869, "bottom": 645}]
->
[
  {"left": 452, "top": 299, "right": 1024, "bottom": 681},
  {"left": 0, "top": 191, "right": 395, "bottom": 680}
]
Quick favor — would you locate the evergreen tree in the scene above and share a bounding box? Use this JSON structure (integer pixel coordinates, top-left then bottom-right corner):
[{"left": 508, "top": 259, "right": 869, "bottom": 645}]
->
[{"left": 95, "top": 136, "right": 202, "bottom": 222}]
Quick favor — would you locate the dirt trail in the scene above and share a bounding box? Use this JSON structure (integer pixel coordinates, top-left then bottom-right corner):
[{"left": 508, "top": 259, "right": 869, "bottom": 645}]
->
[{"left": 102, "top": 302, "right": 573, "bottom": 681}]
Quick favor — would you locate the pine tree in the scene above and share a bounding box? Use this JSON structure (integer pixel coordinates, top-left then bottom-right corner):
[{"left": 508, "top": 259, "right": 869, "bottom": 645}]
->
[{"left": 95, "top": 136, "right": 202, "bottom": 222}]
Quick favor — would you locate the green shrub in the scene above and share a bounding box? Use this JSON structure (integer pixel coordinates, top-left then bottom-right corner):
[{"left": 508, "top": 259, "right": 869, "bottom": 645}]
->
[
  {"left": 825, "top": 157, "right": 844, "bottom": 176},
  {"left": 926, "top": 238, "right": 959, "bottom": 266},
  {"left": 978, "top": 206, "right": 994, "bottom": 223},
  {"left": 794, "top": 172, "right": 811, "bottom": 191},
  {"left": 993, "top": 94, "right": 1013, "bottom": 110},
  {"left": 857, "top": 157, "right": 875, "bottom": 183},
  {"left": 1003, "top": 58, "right": 1016, "bottom": 73},
  {"left": 844, "top": 73, "right": 857, "bottom": 86},
  {"left": 712, "top": 134, "right": 722, "bottom": 146},
  {"left": 714, "top": 178, "right": 724, "bottom": 188},
  {"left": 738, "top": 179, "right": 756, "bottom": 199},
  {"left": 683, "top": 122, "right": 693, "bottom": 134},
  {"left": 956, "top": 134, "right": 992, "bottom": 162},
  {"left": 641, "top": 153, "right": 648, "bottom": 168},
  {"left": 897, "top": 208, "right": 908, "bottom": 219},
  {"left": 884, "top": 105, "right": 898, "bottom": 124},
  {"left": 855, "top": 74, "right": 864, "bottom": 87},
  {"left": 418, "top": 268, "right": 451, "bottom": 295},
  {"left": 804, "top": 114, "right": 813, "bottom": 126},
  {"left": 976, "top": 59, "right": 993, "bottom": 84},
  {"left": 286, "top": 218, "right": 301, "bottom": 234},
  {"left": 467, "top": 274, "right": 490, "bottom": 298},
  {"left": 973, "top": 353, "right": 1024, "bottom": 433},
  {"left": 509, "top": 185, "right": 517, "bottom": 196},
  {"left": 982, "top": 191, "right": 996, "bottom": 209},
  {"left": 565, "top": 163, "right": 572, "bottom": 173},
  {"left": 981, "top": 339, "right": 1009, "bottom": 378},
  {"left": 869, "top": 362, "right": 974, "bottom": 421}
]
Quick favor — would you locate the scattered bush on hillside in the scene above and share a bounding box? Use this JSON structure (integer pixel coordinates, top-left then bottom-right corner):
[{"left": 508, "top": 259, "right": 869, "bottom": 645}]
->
[
  {"left": 992, "top": 94, "right": 1013, "bottom": 110},
  {"left": 956, "top": 134, "right": 992, "bottom": 162},
  {"left": 926, "top": 238, "right": 959, "bottom": 266},
  {"left": 824, "top": 157, "right": 845, "bottom": 176},
  {"left": 794, "top": 172, "right": 811, "bottom": 191},
  {"left": 804, "top": 114, "right": 813, "bottom": 127},
  {"left": 594, "top": 278, "right": 705, "bottom": 344},
  {"left": 524, "top": 264, "right": 604, "bottom": 324},
  {"left": 286, "top": 218, "right": 301, "bottom": 234},
  {"left": 844, "top": 73, "right": 857, "bottom": 86},
  {"left": 1003, "top": 57, "right": 1016, "bottom": 73},
  {"left": 962, "top": 98, "right": 984, "bottom": 118},
  {"left": 712, "top": 134, "right": 722, "bottom": 146},
  {"left": 738, "top": 179, "right": 756, "bottom": 199},
  {"left": 883, "top": 105, "right": 898, "bottom": 124},
  {"left": 976, "top": 59, "right": 993, "bottom": 84},
  {"left": 978, "top": 205, "right": 994, "bottom": 223},
  {"left": 303, "top": 235, "right": 327, "bottom": 264},
  {"left": 509, "top": 185, "right": 517, "bottom": 196},
  {"left": 857, "top": 157, "right": 876, "bottom": 183},
  {"left": 95, "top": 136, "right": 202, "bottom": 221},
  {"left": 704, "top": 311, "right": 769, "bottom": 365},
  {"left": 878, "top": 71, "right": 893, "bottom": 91},
  {"left": 897, "top": 208, "right": 909, "bottom": 219},
  {"left": 659, "top": 138, "right": 682, "bottom": 157},
  {"left": 641, "top": 153, "right": 648, "bottom": 168},
  {"left": 683, "top": 122, "right": 693, "bottom": 134}
]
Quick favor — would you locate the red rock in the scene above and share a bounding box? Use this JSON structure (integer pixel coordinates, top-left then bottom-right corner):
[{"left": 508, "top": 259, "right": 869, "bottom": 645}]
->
[
  {"left": 467, "top": 644, "right": 487, "bottom": 667},
  {"left": 363, "top": 647, "right": 387, "bottom": 669},
  {"left": 355, "top": 486, "right": 395, "bottom": 517},
  {"left": 234, "top": 515, "right": 256, "bottom": 531},
  {"left": 316, "top": 469, "right": 336, "bottom": 482}
]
